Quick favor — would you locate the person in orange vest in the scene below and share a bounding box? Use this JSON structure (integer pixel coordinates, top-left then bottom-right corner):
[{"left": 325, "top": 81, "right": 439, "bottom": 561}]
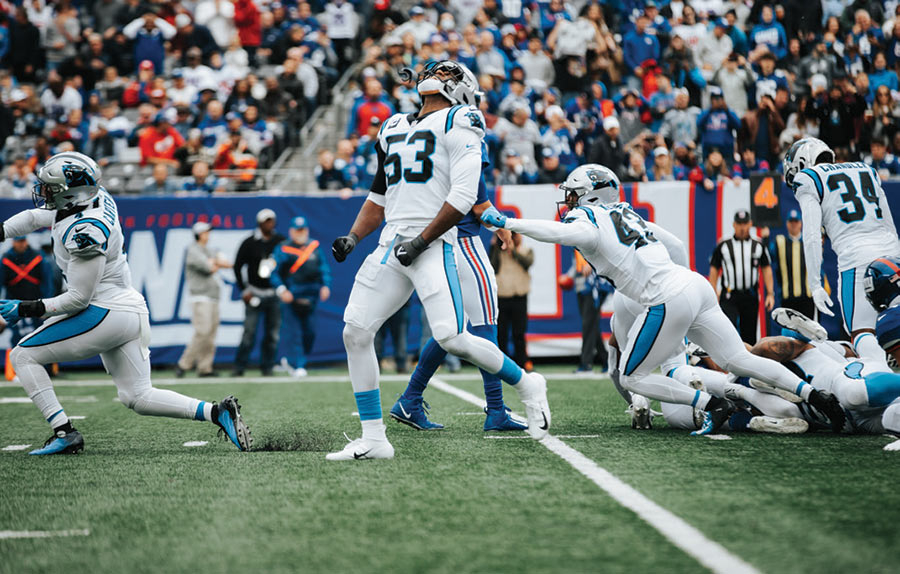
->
[
  {"left": 3, "top": 237, "right": 44, "bottom": 378},
  {"left": 270, "top": 216, "right": 331, "bottom": 378}
]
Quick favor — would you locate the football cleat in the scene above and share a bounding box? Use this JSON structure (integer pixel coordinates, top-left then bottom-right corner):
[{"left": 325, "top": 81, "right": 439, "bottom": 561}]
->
[
  {"left": 691, "top": 397, "right": 736, "bottom": 436},
  {"left": 325, "top": 436, "right": 394, "bottom": 461},
  {"left": 749, "top": 416, "right": 809, "bottom": 434},
  {"left": 29, "top": 429, "right": 84, "bottom": 455},
  {"left": 515, "top": 371, "right": 551, "bottom": 440},
  {"left": 483, "top": 405, "right": 528, "bottom": 431},
  {"left": 807, "top": 389, "right": 846, "bottom": 433},
  {"left": 389, "top": 397, "right": 444, "bottom": 430},
  {"left": 630, "top": 394, "right": 653, "bottom": 430},
  {"left": 291, "top": 367, "right": 308, "bottom": 378},
  {"left": 212, "top": 395, "right": 252, "bottom": 451},
  {"left": 772, "top": 307, "right": 827, "bottom": 342}
]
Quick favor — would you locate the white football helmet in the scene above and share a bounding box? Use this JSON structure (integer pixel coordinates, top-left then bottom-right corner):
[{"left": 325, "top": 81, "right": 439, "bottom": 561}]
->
[
  {"left": 416, "top": 60, "right": 479, "bottom": 107},
  {"left": 782, "top": 137, "right": 834, "bottom": 187},
  {"left": 33, "top": 152, "right": 102, "bottom": 210},
  {"left": 559, "top": 164, "right": 621, "bottom": 214}
]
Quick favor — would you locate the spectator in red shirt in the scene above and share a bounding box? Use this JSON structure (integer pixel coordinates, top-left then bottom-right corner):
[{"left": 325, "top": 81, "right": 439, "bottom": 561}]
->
[
  {"left": 233, "top": 0, "right": 261, "bottom": 66},
  {"left": 346, "top": 77, "right": 395, "bottom": 137},
  {"left": 139, "top": 112, "right": 185, "bottom": 167}
]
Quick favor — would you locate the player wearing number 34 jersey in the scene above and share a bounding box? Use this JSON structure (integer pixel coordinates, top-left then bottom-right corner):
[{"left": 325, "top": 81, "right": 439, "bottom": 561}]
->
[
  {"left": 481, "top": 163, "right": 846, "bottom": 434},
  {"left": 784, "top": 137, "right": 900, "bottom": 372}
]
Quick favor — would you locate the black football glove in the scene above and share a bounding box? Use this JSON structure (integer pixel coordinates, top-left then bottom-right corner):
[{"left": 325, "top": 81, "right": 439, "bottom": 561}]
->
[
  {"left": 394, "top": 235, "right": 428, "bottom": 266},
  {"left": 332, "top": 232, "right": 359, "bottom": 263}
]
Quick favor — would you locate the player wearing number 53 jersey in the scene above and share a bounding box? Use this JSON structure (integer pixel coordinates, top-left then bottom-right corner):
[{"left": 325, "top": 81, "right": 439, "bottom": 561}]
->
[
  {"left": 784, "top": 137, "right": 900, "bottom": 372},
  {"left": 0, "top": 152, "right": 251, "bottom": 455},
  {"left": 481, "top": 163, "right": 846, "bottom": 434},
  {"left": 329, "top": 61, "right": 549, "bottom": 461}
]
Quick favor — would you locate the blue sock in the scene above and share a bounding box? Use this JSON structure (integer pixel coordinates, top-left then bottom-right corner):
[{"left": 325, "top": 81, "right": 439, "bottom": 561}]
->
[
  {"left": 194, "top": 401, "right": 206, "bottom": 421},
  {"left": 728, "top": 410, "right": 753, "bottom": 431},
  {"left": 471, "top": 324, "right": 504, "bottom": 410},
  {"left": 864, "top": 372, "right": 900, "bottom": 407},
  {"left": 354, "top": 389, "right": 383, "bottom": 421},
  {"left": 496, "top": 355, "right": 523, "bottom": 385},
  {"left": 402, "top": 337, "right": 447, "bottom": 401}
]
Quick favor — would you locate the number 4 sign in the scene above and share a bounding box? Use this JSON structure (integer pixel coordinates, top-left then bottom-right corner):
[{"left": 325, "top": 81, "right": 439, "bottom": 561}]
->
[{"left": 750, "top": 174, "right": 781, "bottom": 228}]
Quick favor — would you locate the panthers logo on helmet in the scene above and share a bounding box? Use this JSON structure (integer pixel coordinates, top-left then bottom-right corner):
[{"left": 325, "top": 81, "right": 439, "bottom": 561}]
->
[
  {"left": 62, "top": 164, "right": 97, "bottom": 189},
  {"left": 587, "top": 169, "right": 617, "bottom": 191}
]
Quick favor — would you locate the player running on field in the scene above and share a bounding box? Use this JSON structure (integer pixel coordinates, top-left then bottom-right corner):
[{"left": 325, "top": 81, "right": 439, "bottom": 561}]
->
[
  {"left": 481, "top": 163, "right": 845, "bottom": 435},
  {"left": 389, "top": 179, "right": 527, "bottom": 432},
  {"left": 783, "top": 137, "right": 900, "bottom": 372},
  {"left": 328, "top": 61, "right": 549, "bottom": 460},
  {"left": 0, "top": 152, "right": 251, "bottom": 455}
]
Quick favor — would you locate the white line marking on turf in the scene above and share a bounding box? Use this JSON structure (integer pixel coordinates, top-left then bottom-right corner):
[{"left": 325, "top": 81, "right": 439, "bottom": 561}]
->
[
  {"left": 430, "top": 379, "right": 759, "bottom": 574},
  {"left": 484, "top": 434, "right": 603, "bottom": 439},
  {"left": 704, "top": 434, "right": 732, "bottom": 441},
  {"left": 2, "top": 445, "right": 31, "bottom": 451},
  {"left": 351, "top": 412, "right": 360, "bottom": 417},
  {"left": 456, "top": 412, "right": 484, "bottom": 415},
  {"left": 182, "top": 441, "right": 208, "bottom": 447},
  {"left": 0, "top": 396, "right": 97, "bottom": 404},
  {"left": 0, "top": 372, "right": 609, "bottom": 388},
  {"left": 0, "top": 529, "right": 89, "bottom": 539}
]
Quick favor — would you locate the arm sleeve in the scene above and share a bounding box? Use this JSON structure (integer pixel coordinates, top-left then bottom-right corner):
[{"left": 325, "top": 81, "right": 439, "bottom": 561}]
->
[
  {"left": 445, "top": 119, "right": 483, "bottom": 215},
  {"left": 506, "top": 216, "right": 599, "bottom": 249},
  {"left": 156, "top": 18, "right": 177, "bottom": 39},
  {"left": 709, "top": 242, "right": 723, "bottom": 268},
  {"left": 41, "top": 255, "right": 105, "bottom": 316},
  {"left": 798, "top": 191, "right": 824, "bottom": 291},
  {"left": 122, "top": 17, "right": 143, "bottom": 39},
  {"left": 758, "top": 241, "right": 771, "bottom": 266},
  {"left": 2, "top": 209, "right": 55, "bottom": 239},
  {"left": 233, "top": 240, "right": 248, "bottom": 292},
  {"left": 368, "top": 139, "right": 387, "bottom": 202},
  {"left": 647, "top": 222, "right": 688, "bottom": 268}
]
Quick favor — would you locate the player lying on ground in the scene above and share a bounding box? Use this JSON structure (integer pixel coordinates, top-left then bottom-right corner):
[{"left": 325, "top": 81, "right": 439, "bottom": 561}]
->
[
  {"left": 481, "top": 163, "right": 845, "bottom": 435},
  {"left": 389, "top": 184, "right": 527, "bottom": 432},
  {"left": 328, "top": 60, "right": 549, "bottom": 461},
  {"left": 784, "top": 137, "right": 900, "bottom": 373},
  {"left": 0, "top": 152, "right": 251, "bottom": 454}
]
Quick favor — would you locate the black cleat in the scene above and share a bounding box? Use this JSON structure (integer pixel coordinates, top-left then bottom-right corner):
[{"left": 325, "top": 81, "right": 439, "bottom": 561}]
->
[
  {"left": 808, "top": 389, "right": 846, "bottom": 433},
  {"left": 29, "top": 429, "right": 85, "bottom": 455},
  {"left": 692, "top": 397, "right": 736, "bottom": 436},
  {"left": 212, "top": 395, "right": 253, "bottom": 451}
]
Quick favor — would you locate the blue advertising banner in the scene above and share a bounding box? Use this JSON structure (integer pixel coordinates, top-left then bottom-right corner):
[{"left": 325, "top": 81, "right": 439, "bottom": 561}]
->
[{"left": 1, "top": 180, "right": 898, "bottom": 365}]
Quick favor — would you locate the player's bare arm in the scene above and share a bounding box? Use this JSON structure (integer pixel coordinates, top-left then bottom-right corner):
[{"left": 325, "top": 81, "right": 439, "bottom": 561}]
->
[{"left": 750, "top": 336, "right": 811, "bottom": 363}]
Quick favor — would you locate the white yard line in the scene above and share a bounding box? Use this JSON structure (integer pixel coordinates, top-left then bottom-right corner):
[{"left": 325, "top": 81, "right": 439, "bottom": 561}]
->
[
  {"left": 0, "top": 372, "right": 609, "bottom": 389},
  {"left": 182, "top": 441, "right": 208, "bottom": 447},
  {"left": 0, "top": 529, "right": 89, "bottom": 539},
  {"left": 429, "top": 378, "right": 759, "bottom": 574},
  {"left": 0, "top": 396, "right": 96, "bottom": 403},
  {"left": 2, "top": 445, "right": 32, "bottom": 452}
]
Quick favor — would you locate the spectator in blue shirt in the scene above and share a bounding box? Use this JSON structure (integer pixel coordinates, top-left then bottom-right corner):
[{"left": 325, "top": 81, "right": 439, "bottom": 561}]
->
[
  {"left": 868, "top": 51, "right": 899, "bottom": 96},
  {"left": 725, "top": 10, "right": 749, "bottom": 55},
  {"left": 750, "top": 5, "right": 788, "bottom": 61},
  {"left": 865, "top": 137, "right": 900, "bottom": 177},
  {"left": 697, "top": 87, "right": 741, "bottom": 161},
  {"left": 623, "top": 14, "right": 661, "bottom": 87},
  {"left": 183, "top": 161, "right": 225, "bottom": 193},
  {"left": 197, "top": 100, "right": 229, "bottom": 148},
  {"left": 753, "top": 51, "right": 790, "bottom": 105},
  {"left": 540, "top": 104, "right": 580, "bottom": 172},
  {"left": 123, "top": 12, "right": 177, "bottom": 74}
]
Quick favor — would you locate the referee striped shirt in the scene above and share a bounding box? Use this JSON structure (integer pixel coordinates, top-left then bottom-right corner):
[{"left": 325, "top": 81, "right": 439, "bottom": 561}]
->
[{"left": 709, "top": 237, "right": 771, "bottom": 292}]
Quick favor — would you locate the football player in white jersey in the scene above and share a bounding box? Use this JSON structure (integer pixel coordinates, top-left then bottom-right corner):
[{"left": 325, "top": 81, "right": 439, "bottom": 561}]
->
[
  {"left": 783, "top": 137, "right": 900, "bottom": 372},
  {"left": 0, "top": 152, "right": 251, "bottom": 455},
  {"left": 328, "top": 61, "right": 549, "bottom": 460},
  {"left": 482, "top": 164, "right": 846, "bottom": 434}
]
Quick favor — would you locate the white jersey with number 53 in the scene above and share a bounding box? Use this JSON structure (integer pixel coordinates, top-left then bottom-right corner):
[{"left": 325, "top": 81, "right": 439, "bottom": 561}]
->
[
  {"left": 561, "top": 203, "right": 693, "bottom": 306},
  {"left": 793, "top": 162, "right": 900, "bottom": 270}
]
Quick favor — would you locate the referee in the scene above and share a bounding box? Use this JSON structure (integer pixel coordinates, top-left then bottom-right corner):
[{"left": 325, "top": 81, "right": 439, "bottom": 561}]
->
[{"left": 708, "top": 210, "right": 775, "bottom": 344}]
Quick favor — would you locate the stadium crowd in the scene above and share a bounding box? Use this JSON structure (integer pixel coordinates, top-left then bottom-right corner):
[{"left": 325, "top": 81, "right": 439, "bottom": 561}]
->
[
  {"left": 313, "top": 0, "right": 900, "bottom": 192},
  {"left": 0, "top": 0, "right": 364, "bottom": 196}
]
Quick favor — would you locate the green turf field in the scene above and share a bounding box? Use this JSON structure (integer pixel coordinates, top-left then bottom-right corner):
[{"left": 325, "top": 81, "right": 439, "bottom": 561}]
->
[{"left": 1, "top": 367, "right": 899, "bottom": 574}]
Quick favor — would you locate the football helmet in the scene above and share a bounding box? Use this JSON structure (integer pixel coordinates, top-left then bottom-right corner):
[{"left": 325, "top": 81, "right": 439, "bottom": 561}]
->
[
  {"left": 782, "top": 137, "right": 834, "bottom": 187},
  {"left": 416, "top": 60, "right": 479, "bottom": 107},
  {"left": 864, "top": 257, "right": 900, "bottom": 312},
  {"left": 558, "top": 164, "right": 621, "bottom": 216},
  {"left": 33, "top": 152, "right": 102, "bottom": 211}
]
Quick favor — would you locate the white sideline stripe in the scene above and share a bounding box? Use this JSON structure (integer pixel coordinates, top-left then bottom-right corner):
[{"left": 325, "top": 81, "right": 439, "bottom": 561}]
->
[
  {"left": 484, "top": 434, "right": 603, "bottom": 439},
  {"left": 0, "top": 396, "right": 96, "bottom": 404},
  {"left": 0, "top": 372, "right": 609, "bottom": 389},
  {"left": 0, "top": 529, "right": 89, "bottom": 539},
  {"left": 2, "top": 445, "right": 31, "bottom": 451},
  {"left": 429, "top": 379, "right": 760, "bottom": 574},
  {"left": 69, "top": 416, "right": 86, "bottom": 420},
  {"left": 183, "top": 441, "right": 208, "bottom": 447}
]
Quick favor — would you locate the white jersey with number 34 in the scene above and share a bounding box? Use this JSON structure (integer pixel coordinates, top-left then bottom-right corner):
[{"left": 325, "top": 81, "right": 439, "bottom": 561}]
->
[{"left": 793, "top": 162, "right": 900, "bottom": 270}]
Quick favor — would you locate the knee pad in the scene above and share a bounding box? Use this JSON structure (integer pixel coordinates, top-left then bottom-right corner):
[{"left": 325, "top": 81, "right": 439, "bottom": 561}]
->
[
  {"left": 8, "top": 346, "right": 29, "bottom": 371},
  {"left": 842, "top": 380, "right": 871, "bottom": 410},
  {"left": 342, "top": 323, "right": 374, "bottom": 351},
  {"left": 117, "top": 387, "right": 136, "bottom": 410},
  {"left": 436, "top": 332, "right": 469, "bottom": 357}
]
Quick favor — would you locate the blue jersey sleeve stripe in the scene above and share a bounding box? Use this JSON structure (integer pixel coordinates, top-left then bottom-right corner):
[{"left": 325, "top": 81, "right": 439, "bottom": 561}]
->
[
  {"left": 800, "top": 168, "right": 825, "bottom": 202},
  {"left": 62, "top": 218, "right": 112, "bottom": 244},
  {"left": 445, "top": 105, "right": 464, "bottom": 133}
]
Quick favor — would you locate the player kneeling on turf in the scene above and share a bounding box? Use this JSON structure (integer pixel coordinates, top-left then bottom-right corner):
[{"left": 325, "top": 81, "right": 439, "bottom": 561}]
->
[{"left": 0, "top": 152, "right": 251, "bottom": 454}]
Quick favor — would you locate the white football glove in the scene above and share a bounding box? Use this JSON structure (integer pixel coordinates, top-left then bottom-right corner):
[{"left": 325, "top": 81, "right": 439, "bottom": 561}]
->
[{"left": 812, "top": 286, "right": 834, "bottom": 317}]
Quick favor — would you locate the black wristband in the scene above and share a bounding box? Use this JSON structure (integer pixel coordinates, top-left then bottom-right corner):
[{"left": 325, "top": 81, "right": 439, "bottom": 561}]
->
[
  {"left": 19, "top": 300, "right": 46, "bottom": 318},
  {"left": 411, "top": 235, "right": 427, "bottom": 251},
  {"left": 348, "top": 231, "right": 359, "bottom": 244}
]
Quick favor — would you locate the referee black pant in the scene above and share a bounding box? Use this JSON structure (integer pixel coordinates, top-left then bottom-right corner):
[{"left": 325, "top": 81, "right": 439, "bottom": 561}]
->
[
  {"left": 498, "top": 295, "right": 529, "bottom": 368},
  {"left": 719, "top": 290, "right": 760, "bottom": 344}
]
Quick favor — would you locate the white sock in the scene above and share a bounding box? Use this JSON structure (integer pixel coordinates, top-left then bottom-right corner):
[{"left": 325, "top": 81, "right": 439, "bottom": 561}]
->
[
  {"left": 361, "top": 419, "right": 386, "bottom": 441},
  {"left": 204, "top": 402, "right": 214, "bottom": 421}
]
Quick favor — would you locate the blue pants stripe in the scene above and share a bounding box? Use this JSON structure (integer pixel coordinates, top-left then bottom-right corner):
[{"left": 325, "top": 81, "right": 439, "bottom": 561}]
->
[
  {"left": 624, "top": 304, "right": 666, "bottom": 376},
  {"left": 840, "top": 268, "right": 856, "bottom": 332},
  {"left": 443, "top": 242, "right": 464, "bottom": 334},
  {"left": 19, "top": 305, "right": 109, "bottom": 348}
]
